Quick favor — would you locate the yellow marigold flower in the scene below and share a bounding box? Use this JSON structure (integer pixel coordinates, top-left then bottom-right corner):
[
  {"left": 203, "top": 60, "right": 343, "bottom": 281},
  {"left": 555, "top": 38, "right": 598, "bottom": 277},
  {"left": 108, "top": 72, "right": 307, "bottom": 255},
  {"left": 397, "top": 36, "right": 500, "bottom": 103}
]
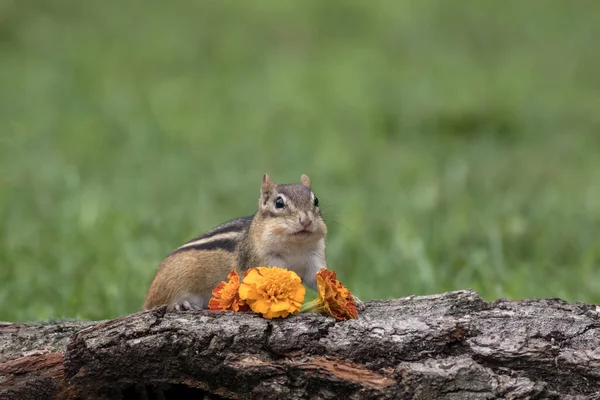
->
[
  {"left": 208, "top": 270, "right": 250, "bottom": 312},
  {"left": 301, "top": 268, "right": 358, "bottom": 321},
  {"left": 238, "top": 266, "right": 305, "bottom": 319}
]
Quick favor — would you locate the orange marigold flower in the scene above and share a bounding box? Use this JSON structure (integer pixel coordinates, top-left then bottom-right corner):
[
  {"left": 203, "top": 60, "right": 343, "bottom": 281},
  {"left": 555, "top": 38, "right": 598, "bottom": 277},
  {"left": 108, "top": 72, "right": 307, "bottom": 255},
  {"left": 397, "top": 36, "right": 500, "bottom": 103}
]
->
[
  {"left": 208, "top": 270, "right": 250, "bottom": 312},
  {"left": 238, "top": 266, "right": 305, "bottom": 319},
  {"left": 301, "top": 268, "right": 358, "bottom": 321}
]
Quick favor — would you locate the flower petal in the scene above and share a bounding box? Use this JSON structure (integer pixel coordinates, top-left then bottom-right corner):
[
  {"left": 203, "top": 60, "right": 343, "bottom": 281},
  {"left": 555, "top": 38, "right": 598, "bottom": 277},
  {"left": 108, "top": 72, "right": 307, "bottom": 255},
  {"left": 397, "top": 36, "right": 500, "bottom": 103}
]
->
[
  {"left": 269, "top": 301, "right": 292, "bottom": 312},
  {"left": 238, "top": 283, "right": 252, "bottom": 300},
  {"left": 227, "top": 270, "right": 241, "bottom": 283},
  {"left": 241, "top": 268, "right": 262, "bottom": 286},
  {"left": 292, "top": 285, "right": 306, "bottom": 303},
  {"left": 250, "top": 299, "right": 271, "bottom": 315},
  {"left": 208, "top": 298, "right": 221, "bottom": 310},
  {"left": 211, "top": 281, "right": 226, "bottom": 297},
  {"left": 208, "top": 269, "right": 249, "bottom": 312}
]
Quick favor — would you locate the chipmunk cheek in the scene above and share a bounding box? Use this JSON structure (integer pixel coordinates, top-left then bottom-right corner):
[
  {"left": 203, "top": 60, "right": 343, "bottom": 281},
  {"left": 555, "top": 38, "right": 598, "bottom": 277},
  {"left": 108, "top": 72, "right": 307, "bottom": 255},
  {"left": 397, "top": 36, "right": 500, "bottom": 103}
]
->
[{"left": 269, "top": 222, "right": 288, "bottom": 236}]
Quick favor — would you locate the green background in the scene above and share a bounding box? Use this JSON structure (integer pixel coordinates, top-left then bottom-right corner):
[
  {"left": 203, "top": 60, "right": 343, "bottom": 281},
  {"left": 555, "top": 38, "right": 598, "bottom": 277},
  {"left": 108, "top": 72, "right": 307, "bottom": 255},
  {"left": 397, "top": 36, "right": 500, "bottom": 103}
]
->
[{"left": 1, "top": 0, "right": 600, "bottom": 322}]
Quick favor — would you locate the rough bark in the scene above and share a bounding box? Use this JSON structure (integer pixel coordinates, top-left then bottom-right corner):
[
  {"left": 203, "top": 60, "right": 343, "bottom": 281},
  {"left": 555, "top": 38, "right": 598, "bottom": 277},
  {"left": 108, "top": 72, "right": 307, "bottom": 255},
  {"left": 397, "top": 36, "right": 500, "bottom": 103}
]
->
[
  {"left": 1, "top": 290, "right": 600, "bottom": 399},
  {"left": 0, "top": 320, "right": 96, "bottom": 400}
]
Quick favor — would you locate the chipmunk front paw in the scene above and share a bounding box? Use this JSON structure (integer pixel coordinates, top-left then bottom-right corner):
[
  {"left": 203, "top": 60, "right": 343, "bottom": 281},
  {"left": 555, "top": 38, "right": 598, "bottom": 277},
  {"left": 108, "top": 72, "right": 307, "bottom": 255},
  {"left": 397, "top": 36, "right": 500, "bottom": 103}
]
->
[
  {"left": 168, "top": 296, "right": 205, "bottom": 312},
  {"left": 353, "top": 295, "right": 366, "bottom": 312},
  {"left": 172, "top": 301, "right": 203, "bottom": 311}
]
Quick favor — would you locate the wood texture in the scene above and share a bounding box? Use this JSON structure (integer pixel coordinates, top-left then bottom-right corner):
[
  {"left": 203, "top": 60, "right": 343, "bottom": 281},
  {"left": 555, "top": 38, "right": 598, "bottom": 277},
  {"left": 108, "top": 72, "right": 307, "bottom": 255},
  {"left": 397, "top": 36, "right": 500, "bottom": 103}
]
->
[{"left": 2, "top": 290, "right": 600, "bottom": 399}]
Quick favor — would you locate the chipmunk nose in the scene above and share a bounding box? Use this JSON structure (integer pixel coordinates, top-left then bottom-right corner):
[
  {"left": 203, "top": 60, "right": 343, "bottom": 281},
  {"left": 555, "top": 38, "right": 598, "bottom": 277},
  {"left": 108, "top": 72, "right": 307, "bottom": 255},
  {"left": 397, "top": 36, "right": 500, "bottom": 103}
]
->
[{"left": 299, "top": 214, "right": 312, "bottom": 228}]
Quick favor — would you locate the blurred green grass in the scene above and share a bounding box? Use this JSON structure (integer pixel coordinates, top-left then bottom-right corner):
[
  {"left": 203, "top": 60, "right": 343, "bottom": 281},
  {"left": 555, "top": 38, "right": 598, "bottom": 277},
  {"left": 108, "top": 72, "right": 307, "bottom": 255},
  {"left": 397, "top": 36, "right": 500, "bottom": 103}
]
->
[{"left": 1, "top": 0, "right": 600, "bottom": 322}]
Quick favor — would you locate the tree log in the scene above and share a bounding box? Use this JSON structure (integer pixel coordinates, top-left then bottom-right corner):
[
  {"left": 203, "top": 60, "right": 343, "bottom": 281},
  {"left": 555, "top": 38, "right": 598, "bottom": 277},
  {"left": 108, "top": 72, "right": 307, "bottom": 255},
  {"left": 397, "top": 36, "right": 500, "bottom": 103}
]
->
[{"left": 1, "top": 289, "right": 599, "bottom": 399}]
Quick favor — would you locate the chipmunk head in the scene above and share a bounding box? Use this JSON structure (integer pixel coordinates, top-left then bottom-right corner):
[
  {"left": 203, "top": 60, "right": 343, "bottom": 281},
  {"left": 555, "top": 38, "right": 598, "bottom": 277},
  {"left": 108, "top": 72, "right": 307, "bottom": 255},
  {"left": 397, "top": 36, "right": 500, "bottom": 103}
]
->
[{"left": 257, "top": 173, "right": 327, "bottom": 244}]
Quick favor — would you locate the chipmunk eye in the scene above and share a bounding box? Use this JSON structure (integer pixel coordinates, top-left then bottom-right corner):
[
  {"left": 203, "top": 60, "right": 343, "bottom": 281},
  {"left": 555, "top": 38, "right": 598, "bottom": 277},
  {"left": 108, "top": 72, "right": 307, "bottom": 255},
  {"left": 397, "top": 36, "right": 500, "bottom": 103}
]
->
[
  {"left": 314, "top": 196, "right": 319, "bottom": 207},
  {"left": 274, "top": 196, "right": 285, "bottom": 209}
]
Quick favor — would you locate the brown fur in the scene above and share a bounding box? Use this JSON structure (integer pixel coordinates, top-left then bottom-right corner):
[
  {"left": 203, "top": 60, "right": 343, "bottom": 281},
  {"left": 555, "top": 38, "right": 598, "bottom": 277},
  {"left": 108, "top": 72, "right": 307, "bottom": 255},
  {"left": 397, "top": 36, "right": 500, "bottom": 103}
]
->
[{"left": 144, "top": 249, "right": 238, "bottom": 309}]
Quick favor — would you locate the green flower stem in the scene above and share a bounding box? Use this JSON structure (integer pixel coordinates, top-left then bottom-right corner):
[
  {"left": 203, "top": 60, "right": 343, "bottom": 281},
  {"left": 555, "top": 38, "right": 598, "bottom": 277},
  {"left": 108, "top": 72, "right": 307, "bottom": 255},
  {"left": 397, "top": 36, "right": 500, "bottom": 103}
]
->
[{"left": 300, "top": 299, "right": 322, "bottom": 313}]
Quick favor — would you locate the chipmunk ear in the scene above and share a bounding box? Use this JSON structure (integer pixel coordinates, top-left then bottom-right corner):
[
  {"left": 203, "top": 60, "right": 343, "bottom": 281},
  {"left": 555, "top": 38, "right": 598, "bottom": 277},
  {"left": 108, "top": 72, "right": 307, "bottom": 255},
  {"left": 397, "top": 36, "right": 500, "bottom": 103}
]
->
[
  {"left": 260, "top": 174, "right": 276, "bottom": 206},
  {"left": 300, "top": 174, "right": 311, "bottom": 189}
]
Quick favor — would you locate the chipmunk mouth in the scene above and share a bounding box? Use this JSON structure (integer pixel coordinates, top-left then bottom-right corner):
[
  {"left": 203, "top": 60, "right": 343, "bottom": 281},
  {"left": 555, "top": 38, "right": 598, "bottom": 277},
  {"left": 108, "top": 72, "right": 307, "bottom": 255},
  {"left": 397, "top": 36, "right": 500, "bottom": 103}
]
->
[
  {"left": 290, "top": 228, "right": 313, "bottom": 236},
  {"left": 288, "top": 227, "right": 323, "bottom": 242},
  {"left": 292, "top": 230, "right": 311, "bottom": 235}
]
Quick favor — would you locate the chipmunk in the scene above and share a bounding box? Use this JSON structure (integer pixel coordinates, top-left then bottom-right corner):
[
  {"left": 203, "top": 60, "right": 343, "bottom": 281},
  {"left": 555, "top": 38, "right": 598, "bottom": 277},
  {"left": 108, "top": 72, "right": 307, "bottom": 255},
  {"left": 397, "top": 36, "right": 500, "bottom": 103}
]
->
[{"left": 144, "top": 173, "right": 364, "bottom": 312}]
